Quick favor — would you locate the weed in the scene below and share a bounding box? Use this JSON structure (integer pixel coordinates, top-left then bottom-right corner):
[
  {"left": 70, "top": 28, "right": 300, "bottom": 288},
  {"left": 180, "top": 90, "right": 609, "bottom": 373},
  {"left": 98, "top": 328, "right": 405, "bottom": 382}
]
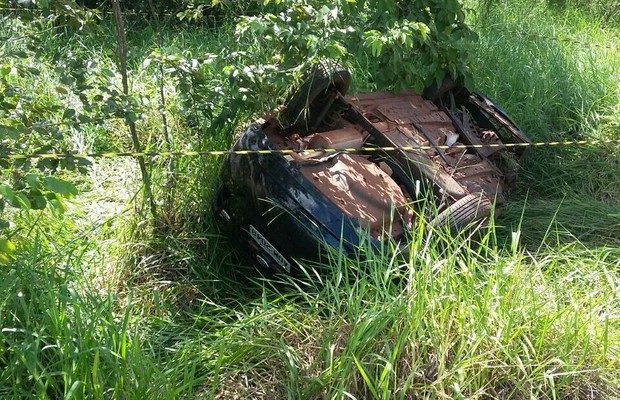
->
[{"left": 1, "top": 0, "right": 619, "bottom": 398}]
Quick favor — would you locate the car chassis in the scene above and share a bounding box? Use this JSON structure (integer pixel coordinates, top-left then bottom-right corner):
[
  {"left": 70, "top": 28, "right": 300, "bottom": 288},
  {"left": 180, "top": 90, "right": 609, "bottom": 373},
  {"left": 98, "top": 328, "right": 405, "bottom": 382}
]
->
[{"left": 214, "top": 64, "right": 530, "bottom": 273}]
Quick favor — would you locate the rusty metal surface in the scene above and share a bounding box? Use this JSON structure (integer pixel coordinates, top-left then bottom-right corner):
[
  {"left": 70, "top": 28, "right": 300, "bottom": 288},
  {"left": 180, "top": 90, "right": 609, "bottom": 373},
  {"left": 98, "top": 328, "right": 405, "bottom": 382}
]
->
[
  {"left": 349, "top": 91, "right": 505, "bottom": 204},
  {"left": 307, "top": 124, "right": 368, "bottom": 150},
  {"left": 260, "top": 89, "right": 521, "bottom": 239},
  {"left": 469, "top": 95, "right": 531, "bottom": 145},
  {"left": 300, "top": 154, "right": 411, "bottom": 238}
]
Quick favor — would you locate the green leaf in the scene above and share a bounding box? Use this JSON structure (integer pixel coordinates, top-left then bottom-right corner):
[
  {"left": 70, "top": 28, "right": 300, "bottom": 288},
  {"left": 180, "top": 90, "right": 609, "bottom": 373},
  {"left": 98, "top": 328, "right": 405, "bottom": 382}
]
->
[
  {"left": 0, "top": 185, "right": 30, "bottom": 209},
  {"left": 0, "top": 65, "right": 10, "bottom": 78},
  {"left": 0, "top": 125, "right": 21, "bottom": 140},
  {"left": 42, "top": 177, "right": 78, "bottom": 197},
  {"left": 435, "top": 69, "right": 446, "bottom": 86},
  {"left": 0, "top": 238, "right": 16, "bottom": 254},
  {"left": 326, "top": 42, "right": 347, "bottom": 58},
  {"left": 14, "top": 193, "right": 31, "bottom": 210},
  {"left": 126, "top": 112, "right": 140, "bottom": 124},
  {"left": 352, "top": 355, "right": 378, "bottom": 398},
  {"left": 48, "top": 198, "right": 67, "bottom": 214},
  {"left": 0, "top": 185, "right": 17, "bottom": 205},
  {"left": 25, "top": 174, "right": 40, "bottom": 189},
  {"left": 0, "top": 252, "right": 11, "bottom": 265},
  {"left": 63, "top": 108, "right": 76, "bottom": 119},
  {"left": 29, "top": 190, "right": 47, "bottom": 210}
]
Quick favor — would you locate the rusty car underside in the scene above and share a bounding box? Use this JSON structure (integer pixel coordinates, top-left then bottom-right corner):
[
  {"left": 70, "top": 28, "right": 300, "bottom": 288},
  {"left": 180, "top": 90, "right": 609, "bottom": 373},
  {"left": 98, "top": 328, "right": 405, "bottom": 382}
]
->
[
  {"left": 215, "top": 63, "right": 529, "bottom": 272},
  {"left": 260, "top": 90, "right": 526, "bottom": 240}
]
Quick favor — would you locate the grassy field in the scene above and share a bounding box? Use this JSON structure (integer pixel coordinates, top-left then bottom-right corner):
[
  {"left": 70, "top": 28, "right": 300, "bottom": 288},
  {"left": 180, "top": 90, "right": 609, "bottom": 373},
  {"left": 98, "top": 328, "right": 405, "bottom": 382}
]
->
[{"left": 1, "top": 0, "right": 619, "bottom": 398}]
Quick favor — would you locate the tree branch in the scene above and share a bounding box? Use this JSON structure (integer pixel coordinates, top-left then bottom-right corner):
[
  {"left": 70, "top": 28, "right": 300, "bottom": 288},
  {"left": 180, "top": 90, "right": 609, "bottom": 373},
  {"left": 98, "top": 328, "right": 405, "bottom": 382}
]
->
[{"left": 111, "top": 0, "right": 157, "bottom": 220}]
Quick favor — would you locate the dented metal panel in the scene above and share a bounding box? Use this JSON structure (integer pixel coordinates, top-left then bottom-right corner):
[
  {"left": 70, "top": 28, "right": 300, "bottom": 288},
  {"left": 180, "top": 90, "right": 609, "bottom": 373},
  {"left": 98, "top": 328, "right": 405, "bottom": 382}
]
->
[
  {"left": 348, "top": 91, "right": 505, "bottom": 203},
  {"left": 301, "top": 154, "right": 411, "bottom": 238}
]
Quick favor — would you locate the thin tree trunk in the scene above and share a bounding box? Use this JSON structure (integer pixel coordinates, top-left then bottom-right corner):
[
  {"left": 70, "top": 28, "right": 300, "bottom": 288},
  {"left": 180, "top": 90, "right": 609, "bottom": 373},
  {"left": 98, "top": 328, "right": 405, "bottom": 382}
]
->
[
  {"left": 111, "top": 0, "right": 157, "bottom": 220},
  {"left": 147, "top": 0, "right": 176, "bottom": 211}
]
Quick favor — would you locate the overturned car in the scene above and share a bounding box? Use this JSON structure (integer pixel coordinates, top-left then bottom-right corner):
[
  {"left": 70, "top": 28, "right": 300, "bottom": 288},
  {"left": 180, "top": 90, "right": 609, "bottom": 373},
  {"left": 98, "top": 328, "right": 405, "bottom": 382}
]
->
[{"left": 214, "top": 63, "right": 529, "bottom": 273}]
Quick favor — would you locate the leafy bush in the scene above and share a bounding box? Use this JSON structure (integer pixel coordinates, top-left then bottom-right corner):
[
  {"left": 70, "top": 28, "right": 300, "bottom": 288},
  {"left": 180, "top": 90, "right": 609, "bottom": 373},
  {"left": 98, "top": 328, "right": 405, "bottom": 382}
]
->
[
  {"left": 0, "top": 7, "right": 143, "bottom": 263},
  {"left": 231, "top": 0, "right": 475, "bottom": 89},
  {"left": 1, "top": 0, "right": 477, "bottom": 259},
  {"left": 0, "top": 23, "right": 82, "bottom": 263},
  {"left": 158, "top": 0, "right": 476, "bottom": 130}
]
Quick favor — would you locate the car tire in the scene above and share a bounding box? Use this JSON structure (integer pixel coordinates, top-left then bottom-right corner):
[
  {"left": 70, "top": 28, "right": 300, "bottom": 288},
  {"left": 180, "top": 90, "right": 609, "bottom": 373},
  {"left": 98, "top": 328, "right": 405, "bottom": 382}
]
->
[
  {"left": 429, "top": 194, "right": 492, "bottom": 230},
  {"left": 422, "top": 76, "right": 460, "bottom": 102},
  {"left": 283, "top": 60, "right": 351, "bottom": 132}
]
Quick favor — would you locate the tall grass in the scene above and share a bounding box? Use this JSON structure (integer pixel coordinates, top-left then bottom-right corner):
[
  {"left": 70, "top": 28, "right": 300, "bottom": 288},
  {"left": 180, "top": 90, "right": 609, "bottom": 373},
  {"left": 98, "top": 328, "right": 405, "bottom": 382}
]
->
[
  {"left": 466, "top": 0, "right": 620, "bottom": 251},
  {"left": 1, "top": 0, "right": 619, "bottom": 398}
]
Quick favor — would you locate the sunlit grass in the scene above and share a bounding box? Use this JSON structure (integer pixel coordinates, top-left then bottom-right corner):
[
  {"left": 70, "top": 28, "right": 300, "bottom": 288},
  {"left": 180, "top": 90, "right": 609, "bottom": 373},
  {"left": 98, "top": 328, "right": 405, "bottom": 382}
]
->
[{"left": 1, "top": 0, "right": 619, "bottom": 398}]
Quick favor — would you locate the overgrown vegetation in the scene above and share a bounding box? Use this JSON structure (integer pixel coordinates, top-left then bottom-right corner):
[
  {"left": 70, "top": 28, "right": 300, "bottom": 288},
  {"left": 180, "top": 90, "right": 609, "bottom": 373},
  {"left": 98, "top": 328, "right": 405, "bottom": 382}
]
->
[{"left": 1, "top": 0, "right": 619, "bottom": 398}]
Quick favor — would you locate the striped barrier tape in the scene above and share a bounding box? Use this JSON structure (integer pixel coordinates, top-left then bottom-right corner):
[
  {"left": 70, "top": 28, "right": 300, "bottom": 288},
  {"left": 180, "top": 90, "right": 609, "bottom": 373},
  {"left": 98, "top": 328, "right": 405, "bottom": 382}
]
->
[{"left": 1, "top": 138, "right": 618, "bottom": 160}]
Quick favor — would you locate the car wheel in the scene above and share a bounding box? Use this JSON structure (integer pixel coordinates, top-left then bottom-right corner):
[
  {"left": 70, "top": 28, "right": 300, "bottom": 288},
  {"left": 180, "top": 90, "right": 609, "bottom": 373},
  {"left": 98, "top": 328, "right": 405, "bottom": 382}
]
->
[
  {"left": 283, "top": 60, "right": 351, "bottom": 132},
  {"left": 422, "top": 76, "right": 461, "bottom": 102},
  {"left": 429, "top": 194, "right": 492, "bottom": 230}
]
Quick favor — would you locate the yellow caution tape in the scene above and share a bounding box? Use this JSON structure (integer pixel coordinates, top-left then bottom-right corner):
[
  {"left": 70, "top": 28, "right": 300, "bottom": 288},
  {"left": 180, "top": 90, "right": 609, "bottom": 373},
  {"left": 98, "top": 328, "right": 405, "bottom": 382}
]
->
[{"left": 1, "top": 139, "right": 618, "bottom": 160}]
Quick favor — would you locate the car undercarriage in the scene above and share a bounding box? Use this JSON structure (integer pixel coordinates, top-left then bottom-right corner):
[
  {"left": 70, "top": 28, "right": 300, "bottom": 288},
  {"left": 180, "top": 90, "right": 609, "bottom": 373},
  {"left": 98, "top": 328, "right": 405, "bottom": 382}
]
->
[{"left": 214, "top": 62, "right": 529, "bottom": 273}]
